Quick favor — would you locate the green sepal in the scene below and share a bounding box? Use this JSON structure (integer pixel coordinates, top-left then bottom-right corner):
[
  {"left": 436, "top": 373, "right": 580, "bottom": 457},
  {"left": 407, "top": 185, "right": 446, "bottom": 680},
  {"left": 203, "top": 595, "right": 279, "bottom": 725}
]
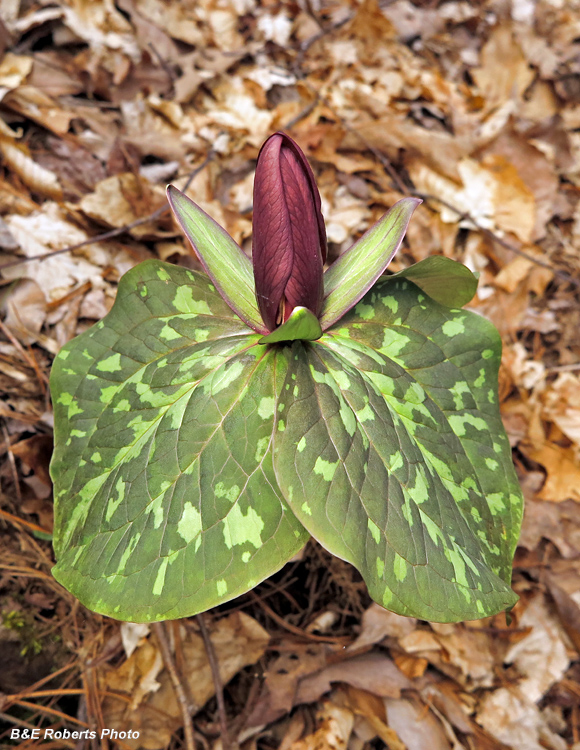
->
[
  {"left": 273, "top": 276, "right": 522, "bottom": 622},
  {"left": 259, "top": 307, "right": 322, "bottom": 344},
  {"left": 50, "top": 260, "right": 309, "bottom": 622},
  {"left": 388, "top": 256, "right": 478, "bottom": 308},
  {"left": 320, "top": 198, "right": 421, "bottom": 331},
  {"left": 167, "top": 186, "right": 267, "bottom": 334}
]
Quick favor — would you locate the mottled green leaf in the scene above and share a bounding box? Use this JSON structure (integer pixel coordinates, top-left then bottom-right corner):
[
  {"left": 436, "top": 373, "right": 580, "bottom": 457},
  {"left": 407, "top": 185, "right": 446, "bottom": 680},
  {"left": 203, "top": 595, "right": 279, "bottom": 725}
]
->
[
  {"left": 50, "top": 260, "right": 308, "bottom": 622},
  {"left": 320, "top": 198, "right": 421, "bottom": 331},
  {"left": 273, "top": 277, "right": 522, "bottom": 622},
  {"left": 167, "top": 186, "right": 267, "bottom": 334},
  {"left": 388, "top": 256, "right": 478, "bottom": 307},
  {"left": 259, "top": 306, "right": 322, "bottom": 344}
]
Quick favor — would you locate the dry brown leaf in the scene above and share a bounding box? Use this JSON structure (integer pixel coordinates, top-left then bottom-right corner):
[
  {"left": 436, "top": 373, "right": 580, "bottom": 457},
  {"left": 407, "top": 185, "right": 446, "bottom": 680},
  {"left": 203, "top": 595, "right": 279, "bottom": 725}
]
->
[
  {"left": 472, "top": 24, "right": 535, "bottom": 110},
  {"left": 385, "top": 696, "right": 452, "bottom": 750},
  {"left": 542, "top": 373, "right": 580, "bottom": 447},
  {"left": 79, "top": 173, "right": 169, "bottom": 239},
  {"left": 0, "top": 135, "right": 62, "bottom": 200},
  {"left": 296, "top": 652, "right": 412, "bottom": 707},
  {"left": 504, "top": 594, "right": 569, "bottom": 703},
  {"left": 101, "top": 612, "right": 269, "bottom": 750},
  {"left": 349, "top": 603, "right": 416, "bottom": 651},
  {"left": 287, "top": 700, "right": 354, "bottom": 750},
  {"left": 521, "top": 442, "right": 580, "bottom": 503},
  {"left": 545, "top": 559, "right": 580, "bottom": 654}
]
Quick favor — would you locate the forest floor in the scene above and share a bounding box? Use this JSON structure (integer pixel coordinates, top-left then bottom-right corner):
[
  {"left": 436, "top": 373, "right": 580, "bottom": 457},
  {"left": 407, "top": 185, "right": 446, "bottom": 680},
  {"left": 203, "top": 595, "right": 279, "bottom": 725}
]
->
[{"left": 1, "top": 0, "right": 580, "bottom": 748}]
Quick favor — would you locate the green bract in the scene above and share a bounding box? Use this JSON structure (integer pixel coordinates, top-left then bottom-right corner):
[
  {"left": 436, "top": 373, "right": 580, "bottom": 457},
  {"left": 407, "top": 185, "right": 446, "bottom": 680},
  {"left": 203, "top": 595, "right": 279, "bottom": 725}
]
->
[{"left": 50, "top": 175, "right": 522, "bottom": 623}]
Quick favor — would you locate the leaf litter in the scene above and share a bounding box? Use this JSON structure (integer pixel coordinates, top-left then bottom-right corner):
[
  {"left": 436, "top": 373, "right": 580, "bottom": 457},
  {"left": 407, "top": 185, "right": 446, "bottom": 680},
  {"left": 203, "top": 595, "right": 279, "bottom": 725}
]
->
[{"left": 1, "top": 0, "right": 580, "bottom": 748}]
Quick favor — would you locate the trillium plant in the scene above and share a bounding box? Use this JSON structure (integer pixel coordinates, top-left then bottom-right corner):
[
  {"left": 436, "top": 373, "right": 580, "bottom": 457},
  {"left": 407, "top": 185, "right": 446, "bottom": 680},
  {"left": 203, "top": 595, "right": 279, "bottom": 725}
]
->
[{"left": 50, "top": 133, "right": 523, "bottom": 623}]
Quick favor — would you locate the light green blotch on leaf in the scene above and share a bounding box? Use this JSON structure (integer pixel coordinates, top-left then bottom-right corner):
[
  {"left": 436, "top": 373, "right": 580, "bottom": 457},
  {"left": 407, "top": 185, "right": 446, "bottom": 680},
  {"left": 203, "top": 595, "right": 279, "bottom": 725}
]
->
[
  {"left": 377, "top": 557, "right": 385, "bottom": 578},
  {"left": 448, "top": 413, "right": 488, "bottom": 436},
  {"left": 470, "top": 506, "right": 482, "bottom": 522},
  {"left": 148, "top": 483, "right": 171, "bottom": 529},
  {"left": 474, "top": 368, "right": 486, "bottom": 388},
  {"left": 100, "top": 385, "right": 118, "bottom": 403},
  {"left": 195, "top": 328, "right": 209, "bottom": 342},
  {"left": 57, "top": 392, "right": 83, "bottom": 417},
  {"left": 106, "top": 477, "right": 126, "bottom": 522},
  {"left": 393, "top": 553, "right": 407, "bottom": 582},
  {"left": 173, "top": 286, "right": 211, "bottom": 315},
  {"left": 258, "top": 396, "right": 275, "bottom": 419},
  {"left": 368, "top": 519, "right": 380, "bottom": 544},
  {"left": 485, "top": 458, "right": 499, "bottom": 471},
  {"left": 408, "top": 465, "right": 429, "bottom": 505},
  {"left": 314, "top": 456, "right": 339, "bottom": 482},
  {"left": 177, "top": 501, "right": 202, "bottom": 544},
  {"left": 208, "top": 360, "right": 244, "bottom": 396},
  {"left": 442, "top": 317, "right": 465, "bottom": 337},
  {"left": 488, "top": 389, "right": 495, "bottom": 404},
  {"left": 153, "top": 557, "right": 169, "bottom": 595},
  {"left": 404, "top": 381, "right": 427, "bottom": 405},
  {"left": 302, "top": 501, "right": 312, "bottom": 516},
  {"left": 482, "top": 349, "right": 494, "bottom": 359},
  {"left": 449, "top": 380, "right": 470, "bottom": 410},
  {"left": 419, "top": 510, "right": 444, "bottom": 547},
  {"left": 70, "top": 429, "right": 86, "bottom": 438},
  {"left": 487, "top": 492, "right": 506, "bottom": 516},
  {"left": 389, "top": 451, "right": 403, "bottom": 472},
  {"left": 214, "top": 482, "right": 240, "bottom": 503},
  {"left": 223, "top": 504, "right": 264, "bottom": 549},
  {"left": 242, "top": 551, "right": 251, "bottom": 563},
  {"left": 139, "top": 285, "right": 148, "bottom": 296},
  {"left": 297, "top": 436, "right": 306, "bottom": 453},
  {"left": 381, "top": 295, "right": 398, "bottom": 313},
  {"left": 96, "top": 353, "right": 122, "bottom": 372},
  {"left": 159, "top": 323, "right": 182, "bottom": 341},
  {"left": 118, "top": 533, "right": 140, "bottom": 573},
  {"left": 309, "top": 365, "right": 325, "bottom": 384},
  {"left": 278, "top": 419, "right": 285, "bottom": 432},
  {"left": 339, "top": 401, "right": 356, "bottom": 437},
  {"left": 255, "top": 436, "right": 270, "bottom": 462},
  {"left": 59, "top": 349, "right": 70, "bottom": 360},
  {"left": 113, "top": 399, "right": 131, "bottom": 412},
  {"left": 355, "top": 398, "right": 375, "bottom": 423},
  {"left": 444, "top": 546, "right": 469, "bottom": 589},
  {"left": 157, "top": 267, "right": 170, "bottom": 281},
  {"left": 91, "top": 452, "right": 102, "bottom": 463},
  {"left": 355, "top": 302, "right": 375, "bottom": 320},
  {"left": 328, "top": 368, "right": 351, "bottom": 391},
  {"left": 380, "top": 328, "right": 410, "bottom": 365}
]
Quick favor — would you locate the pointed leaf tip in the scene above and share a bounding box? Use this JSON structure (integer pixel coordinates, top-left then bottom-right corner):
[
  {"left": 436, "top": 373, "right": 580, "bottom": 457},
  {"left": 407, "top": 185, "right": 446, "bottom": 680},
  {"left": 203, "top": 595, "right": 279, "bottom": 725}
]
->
[
  {"left": 167, "top": 185, "right": 267, "bottom": 333},
  {"left": 320, "top": 197, "right": 421, "bottom": 331}
]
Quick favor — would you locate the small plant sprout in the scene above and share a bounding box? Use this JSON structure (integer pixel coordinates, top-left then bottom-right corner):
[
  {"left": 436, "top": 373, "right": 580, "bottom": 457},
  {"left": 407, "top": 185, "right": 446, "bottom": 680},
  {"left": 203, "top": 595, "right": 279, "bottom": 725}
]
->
[{"left": 50, "top": 133, "right": 522, "bottom": 623}]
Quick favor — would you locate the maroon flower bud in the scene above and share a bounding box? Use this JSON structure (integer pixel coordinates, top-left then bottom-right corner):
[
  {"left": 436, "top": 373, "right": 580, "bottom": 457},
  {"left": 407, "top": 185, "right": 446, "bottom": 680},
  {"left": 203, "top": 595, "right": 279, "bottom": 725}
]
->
[{"left": 252, "top": 133, "right": 327, "bottom": 332}]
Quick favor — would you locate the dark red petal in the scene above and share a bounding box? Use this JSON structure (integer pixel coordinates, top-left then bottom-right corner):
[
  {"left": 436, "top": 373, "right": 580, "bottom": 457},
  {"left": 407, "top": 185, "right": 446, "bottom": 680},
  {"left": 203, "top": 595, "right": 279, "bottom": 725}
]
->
[{"left": 252, "top": 133, "right": 325, "bottom": 331}]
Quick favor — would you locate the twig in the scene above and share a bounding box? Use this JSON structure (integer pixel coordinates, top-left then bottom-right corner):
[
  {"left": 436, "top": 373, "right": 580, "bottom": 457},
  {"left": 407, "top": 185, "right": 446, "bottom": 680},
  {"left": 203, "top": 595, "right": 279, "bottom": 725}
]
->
[
  {"left": 0, "top": 152, "right": 214, "bottom": 273},
  {"left": 1, "top": 419, "right": 22, "bottom": 505},
  {"left": 152, "top": 622, "right": 195, "bottom": 750},
  {"left": 0, "top": 508, "right": 52, "bottom": 536},
  {"left": 196, "top": 613, "right": 237, "bottom": 750},
  {"left": 250, "top": 591, "right": 350, "bottom": 644}
]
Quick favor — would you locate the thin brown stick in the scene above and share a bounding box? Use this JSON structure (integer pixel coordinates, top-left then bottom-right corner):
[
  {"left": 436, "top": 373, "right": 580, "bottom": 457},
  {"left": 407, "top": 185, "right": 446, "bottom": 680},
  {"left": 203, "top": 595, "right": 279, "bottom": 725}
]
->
[
  {"left": 0, "top": 508, "right": 52, "bottom": 536},
  {"left": 0, "top": 152, "right": 214, "bottom": 273},
  {"left": 249, "top": 591, "right": 350, "bottom": 644},
  {"left": 1, "top": 419, "right": 22, "bottom": 505},
  {"left": 152, "top": 622, "right": 195, "bottom": 750},
  {"left": 196, "top": 613, "right": 237, "bottom": 750}
]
